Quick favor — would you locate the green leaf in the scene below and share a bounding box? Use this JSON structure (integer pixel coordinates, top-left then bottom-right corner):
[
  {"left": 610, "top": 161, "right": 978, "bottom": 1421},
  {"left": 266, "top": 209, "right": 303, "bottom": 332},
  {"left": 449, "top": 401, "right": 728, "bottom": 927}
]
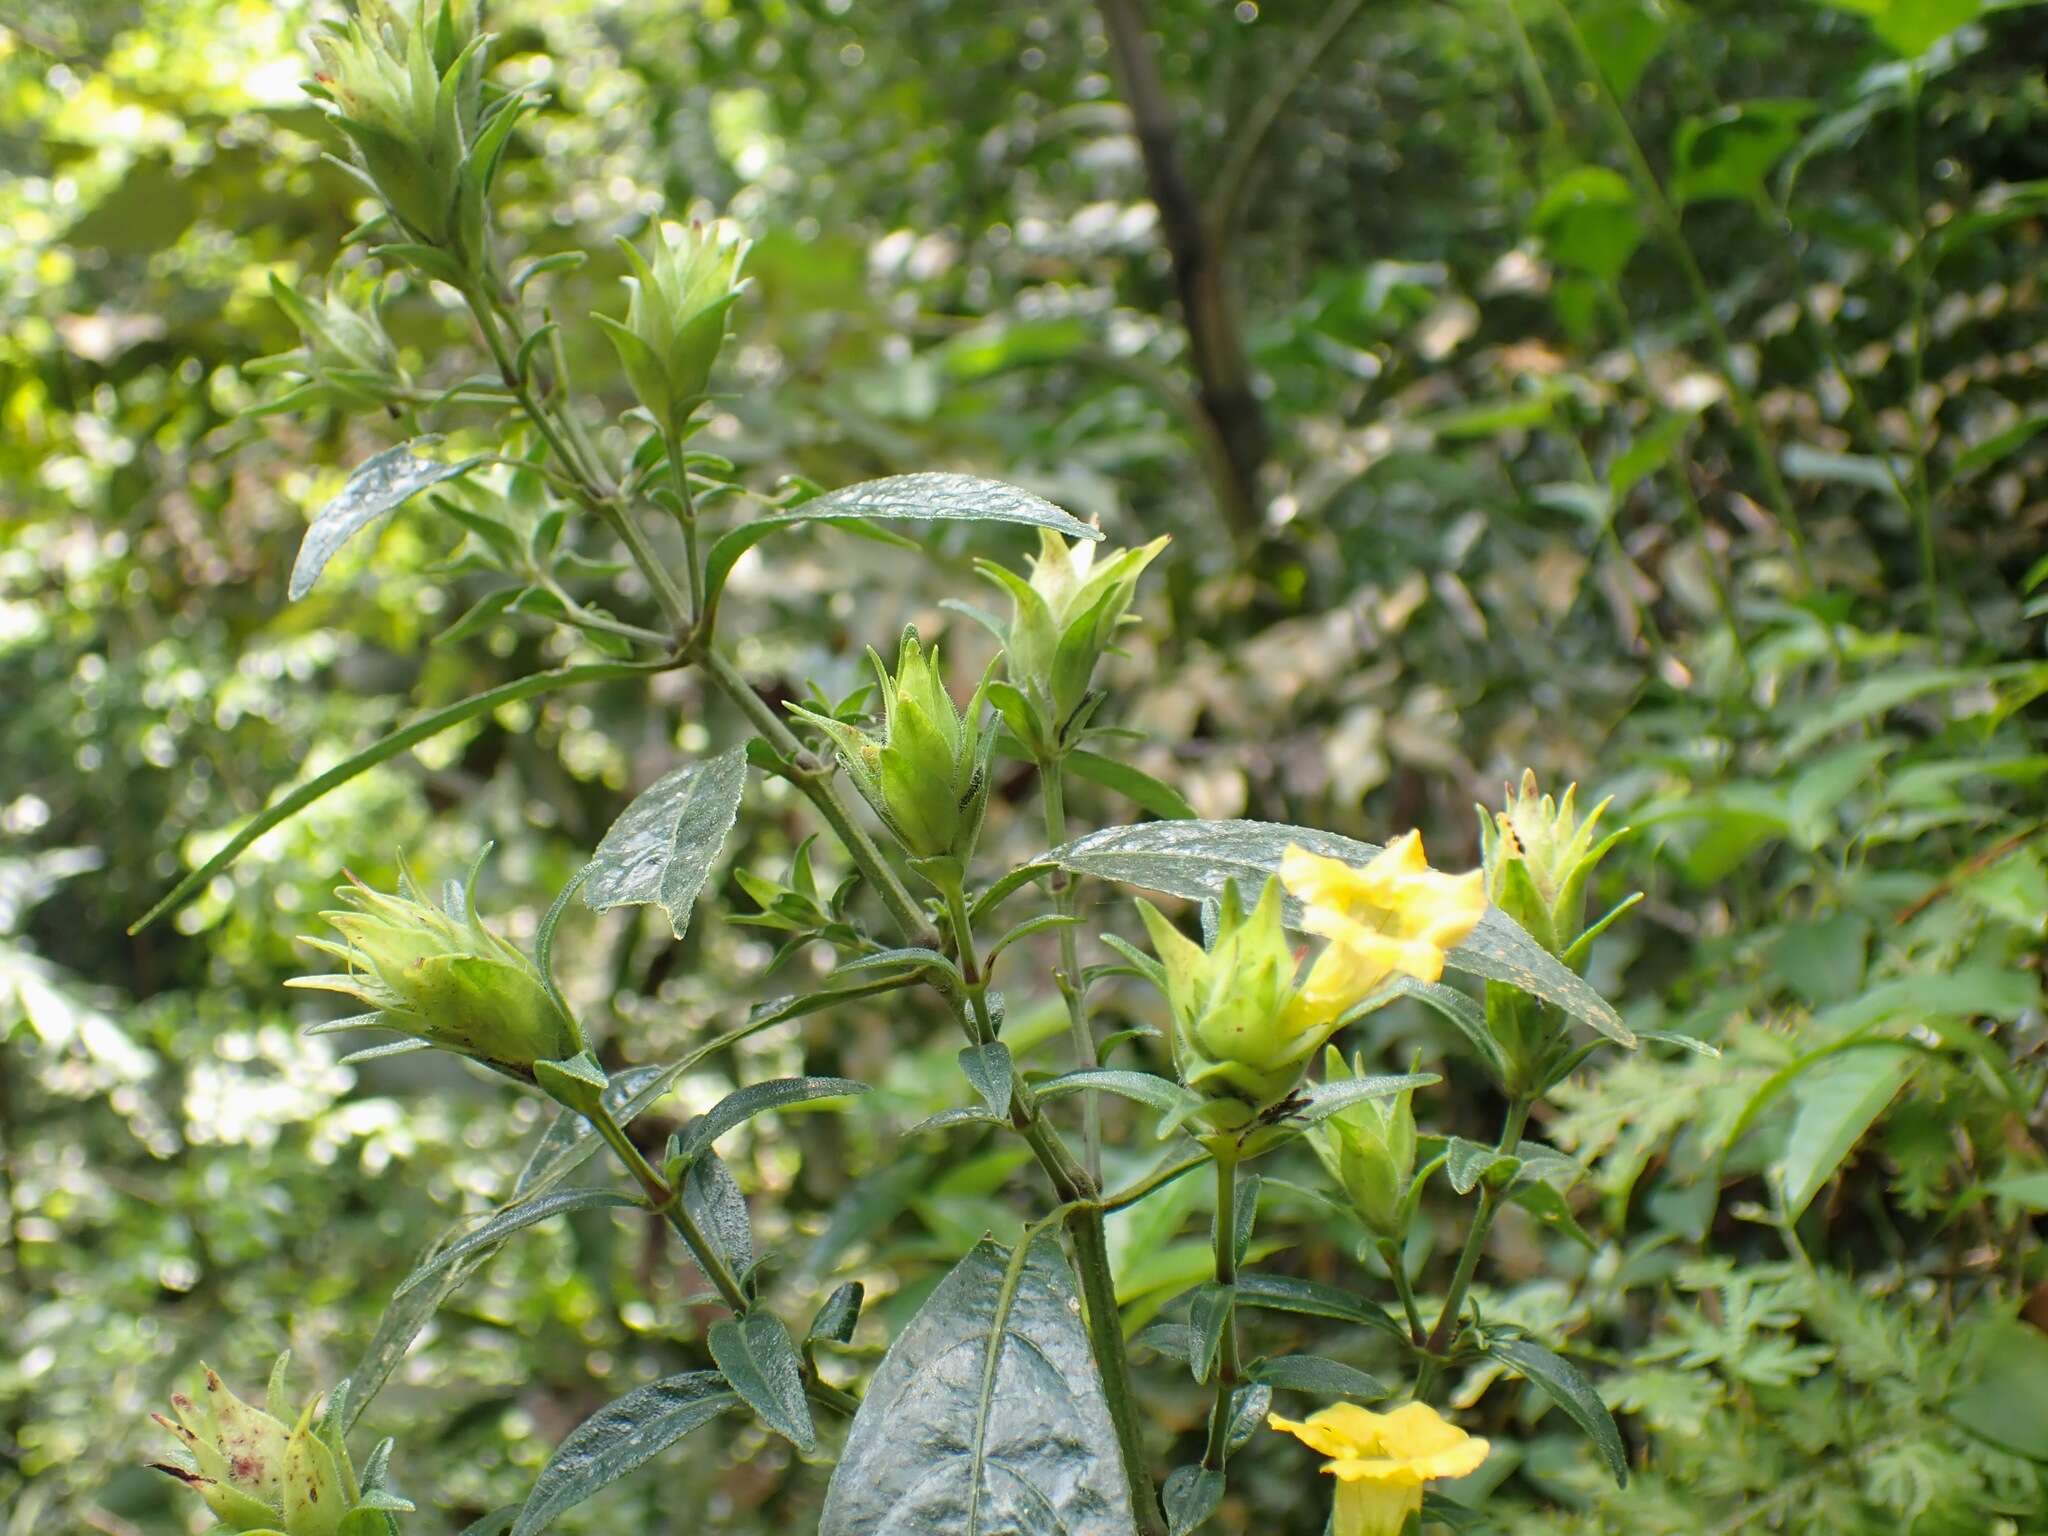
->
[
  {"left": 1953, "top": 411, "right": 2048, "bottom": 477},
  {"left": 1033, "top": 1068, "right": 1206, "bottom": 1122},
  {"left": 681, "top": 1151, "right": 755, "bottom": 1279},
  {"left": 342, "top": 1249, "right": 492, "bottom": 1434},
  {"left": 1531, "top": 166, "right": 1644, "bottom": 282},
  {"left": 1250, "top": 1354, "right": 1389, "bottom": 1401},
  {"left": 1375, "top": 974, "right": 1507, "bottom": 1079},
  {"left": 1187, "top": 1282, "right": 1235, "bottom": 1383},
  {"left": 130, "top": 660, "right": 666, "bottom": 934},
  {"left": 958, "top": 1042, "right": 1014, "bottom": 1120},
  {"left": 1061, "top": 750, "right": 1196, "bottom": 820},
  {"left": 509, "top": 1373, "right": 737, "bottom": 1536},
  {"left": 1575, "top": 0, "right": 1669, "bottom": 94},
  {"left": 582, "top": 747, "right": 749, "bottom": 939},
  {"left": 708, "top": 1313, "right": 816, "bottom": 1454},
  {"left": 1287, "top": 1073, "right": 1439, "bottom": 1131},
  {"left": 1485, "top": 1337, "right": 1628, "bottom": 1486},
  {"left": 1511, "top": 1181, "right": 1599, "bottom": 1251},
  {"left": 1671, "top": 100, "right": 1816, "bottom": 207},
  {"left": 673, "top": 1076, "right": 868, "bottom": 1169},
  {"left": 1947, "top": 1318, "right": 2048, "bottom": 1460},
  {"left": 289, "top": 439, "right": 484, "bottom": 599},
  {"left": 1161, "top": 1466, "right": 1225, "bottom": 1535},
  {"left": 1777, "top": 1045, "right": 1915, "bottom": 1220},
  {"left": 807, "top": 1281, "right": 865, "bottom": 1346},
  {"left": 1420, "top": 1493, "right": 1487, "bottom": 1532},
  {"left": 1043, "top": 820, "right": 1634, "bottom": 1045},
  {"left": 703, "top": 473, "right": 1101, "bottom": 611},
  {"left": 1233, "top": 1274, "right": 1406, "bottom": 1339},
  {"left": 515, "top": 1064, "right": 688, "bottom": 1199},
  {"left": 393, "top": 1189, "right": 640, "bottom": 1300},
  {"left": 1445, "top": 1137, "right": 1520, "bottom": 1196},
  {"left": 818, "top": 1235, "right": 1138, "bottom": 1536},
  {"left": 1819, "top": 0, "right": 1982, "bottom": 54}
]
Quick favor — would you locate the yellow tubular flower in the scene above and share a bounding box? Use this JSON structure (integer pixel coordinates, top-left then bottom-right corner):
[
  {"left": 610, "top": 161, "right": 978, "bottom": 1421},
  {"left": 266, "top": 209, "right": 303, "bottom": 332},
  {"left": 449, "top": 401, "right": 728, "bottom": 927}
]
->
[
  {"left": 1269, "top": 1401, "right": 1490, "bottom": 1536},
  {"left": 1281, "top": 832, "right": 1488, "bottom": 1025}
]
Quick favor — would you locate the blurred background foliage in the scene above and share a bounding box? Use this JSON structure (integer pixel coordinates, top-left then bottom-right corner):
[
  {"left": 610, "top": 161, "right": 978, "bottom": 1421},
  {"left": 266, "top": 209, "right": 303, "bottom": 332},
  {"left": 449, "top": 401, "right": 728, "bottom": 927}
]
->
[{"left": 2, "top": 0, "right": 2045, "bottom": 1532}]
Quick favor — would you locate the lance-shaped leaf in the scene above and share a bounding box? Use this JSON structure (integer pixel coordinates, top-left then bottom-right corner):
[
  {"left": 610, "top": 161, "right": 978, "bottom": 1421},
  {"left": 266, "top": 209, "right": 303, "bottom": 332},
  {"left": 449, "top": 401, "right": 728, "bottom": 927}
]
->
[
  {"left": 290, "top": 439, "right": 485, "bottom": 599},
  {"left": 672, "top": 1076, "right": 870, "bottom": 1170},
  {"left": 394, "top": 1189, "right": 641, "bottom": 1299},
  {"left": 708, "top": 1313, "right": 816, "bottom": 1454},
  {"left": 1043, "top": 820, "right": 1634, "bottom": 1046},
  {"left": 1161, "top": 1467, "right": 1224, "bottom": 1536},
  {"left": 819, "top": 1235, "right": 1137, "bottom": 1536},
  {"left": 130, "top": 660, "right": 666, "bottom": 934},
  {"left": 1251, "top": 1354, "right": 1389, "bottom": 1401},
  {"left": 957, "top": 1043, "right": 1014, "bottom": 1120},
  {"left": 510, "top": 1372, "right": 738, "bottom": 1536},
  {"left": 1484, "top": 1337, "right": 1628, "bottom": 1487},
  {"left": 703, "top": 473, "right": 1101, "bottom": 611},
  {"left": 583, "top": 748, "right": 749, "bottom": 939},
  {"left": 1232, "top": 1274, "right": 1406, "bottom": 1339}
]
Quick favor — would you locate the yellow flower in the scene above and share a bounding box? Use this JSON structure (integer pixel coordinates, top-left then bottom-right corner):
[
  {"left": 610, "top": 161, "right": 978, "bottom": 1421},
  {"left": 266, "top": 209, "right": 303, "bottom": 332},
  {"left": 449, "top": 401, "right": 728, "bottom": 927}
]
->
[
  {"left": 1282, "top": 832, "right": 1487, "bottom": 1025},
  {"left": 1269, "top": 1401, "right": 1490, "bottom": 1536}
]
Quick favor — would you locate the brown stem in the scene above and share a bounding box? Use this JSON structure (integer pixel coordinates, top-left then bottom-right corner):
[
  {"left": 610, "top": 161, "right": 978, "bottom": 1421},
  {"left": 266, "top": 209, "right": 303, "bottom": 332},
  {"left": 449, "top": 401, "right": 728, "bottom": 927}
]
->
[{"left": 1099, "top": 0, "right": 1266, "bottom": 541}]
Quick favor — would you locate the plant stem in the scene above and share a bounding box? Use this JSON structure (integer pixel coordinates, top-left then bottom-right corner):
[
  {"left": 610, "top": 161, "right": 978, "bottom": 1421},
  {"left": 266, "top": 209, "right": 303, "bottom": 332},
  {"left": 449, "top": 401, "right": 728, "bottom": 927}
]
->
[
  {"left": 1037, "top": 753, "right": 1102, "bottom": 1176},
  {"left": 464, "top": 284, "right": 694, "bottom": 633},
  {"left": 458, "top": 244, "right": 1154, "bottom": 1523},
  {"left": 941, "top": 849, "right": 1163, "bottom": 1534},
  {"left": 1380, "top": 1237, "right": 1426, "bottom": 1344},
  {"left": 1201, "top": 1152, "right": 1244, "bottom": 1472},
  {"left": 587, "top": 1103, "right": 751, "bottom": 1314},
  {"left": 662, "top": 424, "right": 706, "bottom": 623},
  {"left": 696, "top": 647, "right": 935, "bottom": 948},
  {"left": 1416, "top": 1096, "right": 1531, "bottom": 1399},
  {"left": 937, "top": 873, "right": 1000, "bottom": 1046}
]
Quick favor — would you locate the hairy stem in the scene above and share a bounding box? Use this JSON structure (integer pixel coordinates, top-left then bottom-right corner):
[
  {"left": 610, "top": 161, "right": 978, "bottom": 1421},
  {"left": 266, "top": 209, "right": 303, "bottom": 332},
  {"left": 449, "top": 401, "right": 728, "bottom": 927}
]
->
[
  {"left": 1037, "top": 754, "right": 1102, "bottom": 1176},
  {"left": 587, "top": 1102, "right": 750, "bottom": 1314},
  {"left": 1416, "top": 1096, "right": 1531, "bottom": 1398},
  {"left": 1201, "top": 1152, "right": 1244, "bottom": 1472}
]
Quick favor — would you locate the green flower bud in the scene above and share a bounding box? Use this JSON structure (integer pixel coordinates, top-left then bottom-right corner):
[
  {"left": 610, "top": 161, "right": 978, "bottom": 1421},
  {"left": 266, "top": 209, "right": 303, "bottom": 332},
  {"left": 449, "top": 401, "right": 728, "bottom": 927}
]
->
[
  {"left": 1135, "top": 878, "right": 1336, "bottom": 1133},
  {"left": 289, "top": 854, "right": 582, "bottom": 1080},
  {"left": 247, "top": 270, "right": 407, "bottom": 417},
  {"left": 595, "top": 220, "right": 749, "bottom": 439},
  {"left": 309, "top": 1, "right": 487, "bottom": 253},
  {"left": 1305, "top": 1046, "right": 1417, "bottom": 1237},
  {"left": 150, "top": 1361, "right": 406, "bottom": 1536},
  {"left": 1476, "top": 770, "right": 1624, "bottom": 959},
  {"left": 975, "top": 529, "right": 1168, "bottom": 747},
  {"left": 789, "top": 628, "right": 994, "bottom": 863}
]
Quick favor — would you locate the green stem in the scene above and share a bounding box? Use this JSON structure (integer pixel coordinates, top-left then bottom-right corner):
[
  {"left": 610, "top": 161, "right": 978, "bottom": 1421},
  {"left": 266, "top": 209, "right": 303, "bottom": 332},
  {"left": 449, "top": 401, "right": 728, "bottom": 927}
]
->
[
  {"left": 697, "top": 647, "right": 935, "bottom": 947},
  {"left": 1201, "top": 1152, "right": 1244, "bottom": 1472},
  {"left": 465, "top": 284, "right": 694, "bottom": 633},
  {"left": 937, "top": 874, "right": 999, "bottom": 1046},
  {"left": 1380, "top": 1237, "right": 1426, "bottom": 1344},
  {"left": 662, "top": 424, "right": 706, "bottom": 623},
  {"left": 941, "top": 853, "right": 1162, "bottom": 1533},
  {"left": 587, "top": 1103, "right": 751, "bottom": 1315},
  {"left": 1416, "top": 1096, "right": 1531, "bottom": 1398},
  {"left": 1037, "top": 754, "right": 1102, "bottom": 1176},
  {"left": 1067, "top": 1202, "right": 1161, "bottom": 1530}
]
